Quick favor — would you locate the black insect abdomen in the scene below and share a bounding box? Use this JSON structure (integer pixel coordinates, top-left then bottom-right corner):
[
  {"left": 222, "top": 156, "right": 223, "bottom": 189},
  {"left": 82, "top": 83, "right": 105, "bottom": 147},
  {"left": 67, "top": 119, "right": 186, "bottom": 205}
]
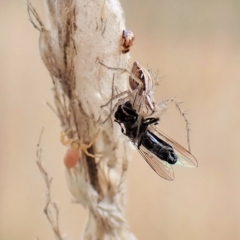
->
[{"left": 141, "top": 131, "right": 177, "bottom": 164}]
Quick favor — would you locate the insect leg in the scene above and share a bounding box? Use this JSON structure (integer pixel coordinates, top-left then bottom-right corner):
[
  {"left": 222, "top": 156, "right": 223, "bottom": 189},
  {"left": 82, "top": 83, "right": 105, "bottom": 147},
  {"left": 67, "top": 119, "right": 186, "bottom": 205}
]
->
[
  {"left": 144, "top": 117, "right": 159, "bottom": 126},
  {"left": 137, "top": 117, "right": 160, "bottom": 148},
  {"left": 114, "top": 120, "right": 126, "bottom": 135}
]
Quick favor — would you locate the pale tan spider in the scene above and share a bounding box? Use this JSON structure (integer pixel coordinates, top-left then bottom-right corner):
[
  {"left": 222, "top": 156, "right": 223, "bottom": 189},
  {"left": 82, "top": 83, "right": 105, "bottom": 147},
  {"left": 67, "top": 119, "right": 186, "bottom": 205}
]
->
[{"left": 61, "top": 129, "right": 100, "bottom": 158}]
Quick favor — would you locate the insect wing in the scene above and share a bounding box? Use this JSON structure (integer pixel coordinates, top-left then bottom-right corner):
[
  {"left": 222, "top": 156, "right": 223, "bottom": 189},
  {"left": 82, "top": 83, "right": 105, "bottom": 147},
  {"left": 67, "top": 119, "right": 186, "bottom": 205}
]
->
[
  {"left": 132, "top": 142, "right": 174, "bottom": 180},
  {"left": 149, "top": 126, "right": 198, "bottom": 168}
]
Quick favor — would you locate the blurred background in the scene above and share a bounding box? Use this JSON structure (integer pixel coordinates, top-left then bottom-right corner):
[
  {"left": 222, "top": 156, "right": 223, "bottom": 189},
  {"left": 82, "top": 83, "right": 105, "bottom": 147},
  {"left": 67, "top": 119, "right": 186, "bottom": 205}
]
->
[{"left": 0, "top": 0, "right": 239, "bottom": 239}]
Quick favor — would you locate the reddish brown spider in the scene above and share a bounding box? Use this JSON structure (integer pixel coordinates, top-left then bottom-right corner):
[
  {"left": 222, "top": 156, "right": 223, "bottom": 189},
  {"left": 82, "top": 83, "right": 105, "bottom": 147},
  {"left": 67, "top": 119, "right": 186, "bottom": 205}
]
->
[
  {"left": 61, "top": 129, "right": 100, "bottom": 168},
  {"left": 121, "top": 29, "right": 135, "bottom": 54}
]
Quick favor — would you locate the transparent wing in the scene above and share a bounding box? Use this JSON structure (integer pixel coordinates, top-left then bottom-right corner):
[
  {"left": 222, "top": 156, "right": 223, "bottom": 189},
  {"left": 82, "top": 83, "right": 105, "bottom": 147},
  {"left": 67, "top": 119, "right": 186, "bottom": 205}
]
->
[
  {"left": 132, "top": 142, "right": 174, "bottom": 180},
  {"left": 149, "top": 126, "right": 198, "bottom": 168}
]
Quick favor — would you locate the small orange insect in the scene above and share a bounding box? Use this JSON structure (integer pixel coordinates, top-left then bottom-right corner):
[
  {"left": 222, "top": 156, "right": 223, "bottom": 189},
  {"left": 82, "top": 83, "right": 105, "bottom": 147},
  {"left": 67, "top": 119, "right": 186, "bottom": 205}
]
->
[
  {"left": 121, "top": 29, "right": 135, "bottom": 54},
  {"left": 61, "top": 129, "right": 100, "bottom": 169}
]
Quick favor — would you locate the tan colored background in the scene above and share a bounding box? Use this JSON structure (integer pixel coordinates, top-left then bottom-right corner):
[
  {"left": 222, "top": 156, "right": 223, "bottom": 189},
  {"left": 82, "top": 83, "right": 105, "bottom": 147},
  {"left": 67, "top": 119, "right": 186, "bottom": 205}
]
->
[{"left": 0, "top": 0, "right": 239, "bottom": 239}]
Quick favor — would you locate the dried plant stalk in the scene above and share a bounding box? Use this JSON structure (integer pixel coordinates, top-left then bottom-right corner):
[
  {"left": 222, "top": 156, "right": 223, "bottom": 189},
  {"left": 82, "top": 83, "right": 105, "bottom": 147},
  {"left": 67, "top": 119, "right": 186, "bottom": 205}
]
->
[
  {"left": 27, "top": 0, "right": 136, "bottom": 239},
  {"left": 36, "top": 127, "right": 63, "bottom": 240}
]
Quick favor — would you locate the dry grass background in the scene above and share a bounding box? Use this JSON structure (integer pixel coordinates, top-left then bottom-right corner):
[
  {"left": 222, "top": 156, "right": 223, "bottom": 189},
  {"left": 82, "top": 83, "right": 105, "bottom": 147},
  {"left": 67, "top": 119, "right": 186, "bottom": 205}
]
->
[{"left": 0, "top": 0, "right": 239, "bottom": 239}]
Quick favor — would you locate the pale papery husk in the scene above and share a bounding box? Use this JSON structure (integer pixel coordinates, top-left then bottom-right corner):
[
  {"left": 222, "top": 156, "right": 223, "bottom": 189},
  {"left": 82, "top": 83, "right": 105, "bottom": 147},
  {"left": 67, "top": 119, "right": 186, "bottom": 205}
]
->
[{"left": 27, "top": 0, "right": 136, "bottom": 239}]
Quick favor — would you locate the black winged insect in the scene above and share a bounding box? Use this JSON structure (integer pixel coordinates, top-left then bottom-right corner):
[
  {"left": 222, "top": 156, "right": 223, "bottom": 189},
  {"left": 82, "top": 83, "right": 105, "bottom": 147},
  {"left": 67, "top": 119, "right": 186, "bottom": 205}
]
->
[{"left": 114, "top": 101, "right": 198, "bottom": 180}]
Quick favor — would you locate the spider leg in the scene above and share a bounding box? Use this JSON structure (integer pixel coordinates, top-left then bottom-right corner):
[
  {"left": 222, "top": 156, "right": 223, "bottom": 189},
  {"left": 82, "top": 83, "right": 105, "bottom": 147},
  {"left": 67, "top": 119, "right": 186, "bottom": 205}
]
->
[
  {"left": 158, "top": 97, "right": 192, "bottom": 152},
  {"left": 81, "top": 129, "right": 101, "bottom": 158},
  {"left": 75, "top": 129, "right": 101, "bottom": 158},
  {"left": 60, "top": 129, "right": 72, "bottom": 146},
  {"left": 101, "top": 90, "right": 130, "bottom": 108},
  {"left": 102, "top": 85, "right": 143, "bottom": 124},
  {"left": 97, "top": 59, "right": 145, "bottom": 87},
  {"left": 82, "top": 149, "right": 100, "bottom": 159},
  {"left": 102, "top": 93, "right": 133, "bottom": 124},
  {"left": 84, "top": 129, "right": 101, "bottom": 148}
]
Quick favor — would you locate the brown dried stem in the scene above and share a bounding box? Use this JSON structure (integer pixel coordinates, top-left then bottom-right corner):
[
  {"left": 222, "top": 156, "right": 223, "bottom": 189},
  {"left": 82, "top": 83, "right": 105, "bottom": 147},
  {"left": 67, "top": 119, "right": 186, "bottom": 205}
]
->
[{"left": 36, "top": 127, "right": 63, "bottom": 240}]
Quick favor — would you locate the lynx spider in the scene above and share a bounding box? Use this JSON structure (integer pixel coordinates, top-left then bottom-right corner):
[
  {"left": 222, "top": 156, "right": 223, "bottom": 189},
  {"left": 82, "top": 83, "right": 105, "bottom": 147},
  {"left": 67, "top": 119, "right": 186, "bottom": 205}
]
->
[{"left": 98, "top": 60, "right": 158, "bottom": 123}]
